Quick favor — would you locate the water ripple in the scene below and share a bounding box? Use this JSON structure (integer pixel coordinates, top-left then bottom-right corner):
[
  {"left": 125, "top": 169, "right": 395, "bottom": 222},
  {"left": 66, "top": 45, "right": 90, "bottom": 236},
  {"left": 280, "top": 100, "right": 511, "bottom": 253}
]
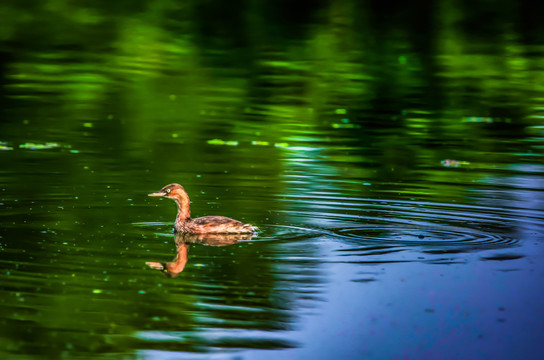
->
[
  {"left": 334, "top": 225, "right": 517, "bottom": 248},
  {"left": 266, "top": 196, "right": 540, "bottom": 251}
]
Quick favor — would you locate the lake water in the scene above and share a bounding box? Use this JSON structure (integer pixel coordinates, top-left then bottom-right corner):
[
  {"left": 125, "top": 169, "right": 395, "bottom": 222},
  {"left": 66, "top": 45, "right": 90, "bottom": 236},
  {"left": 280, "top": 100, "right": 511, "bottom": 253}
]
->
[{"left": 1, "top": 2, "right": 544, "bottom": 359}]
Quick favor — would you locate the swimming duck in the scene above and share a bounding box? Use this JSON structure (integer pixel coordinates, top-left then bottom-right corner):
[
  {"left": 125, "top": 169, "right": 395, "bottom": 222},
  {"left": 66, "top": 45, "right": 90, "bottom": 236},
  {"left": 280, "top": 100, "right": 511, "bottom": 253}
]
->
[{"left": 148, "top": 183, "right": 257, "bottom": 234}]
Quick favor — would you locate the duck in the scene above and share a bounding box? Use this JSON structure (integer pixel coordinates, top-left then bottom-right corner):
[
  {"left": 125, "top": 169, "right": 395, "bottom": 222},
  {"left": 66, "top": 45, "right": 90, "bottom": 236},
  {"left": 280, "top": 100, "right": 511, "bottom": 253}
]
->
[{"left": 148, "top": 183, "right": 257, "bottom": 234}]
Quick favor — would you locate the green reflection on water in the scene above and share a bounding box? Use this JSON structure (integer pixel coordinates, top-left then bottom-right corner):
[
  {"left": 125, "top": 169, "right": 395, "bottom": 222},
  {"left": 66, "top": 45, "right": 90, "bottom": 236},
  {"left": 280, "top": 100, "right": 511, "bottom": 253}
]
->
[{"left": 1, "top": 0, "right": 544, "bottom": 359}]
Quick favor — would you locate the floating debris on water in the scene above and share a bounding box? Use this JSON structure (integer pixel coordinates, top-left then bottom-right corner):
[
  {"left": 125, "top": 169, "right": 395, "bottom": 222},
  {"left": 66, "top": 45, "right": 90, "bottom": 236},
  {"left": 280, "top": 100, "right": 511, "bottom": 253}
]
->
[
  {"left": 207, "top": 139, "right": 292, "bottom": 148},
  {"left": 19, "top": 142, "right": 61, "bottom": 150},
  {"left": 1, "top": 141, "right": 12, "bottom": 150},
  {"left": 0, "top": 141, "right": 80, "bottom": 153},
  {"left": 463, "top": 117, "right": 494, "bottom": 123},
  {"left": 207, "top": 139, "right": 239, "bottom": 146},
  {"left": 462, "top": 117, "right": 512, "bottom": 123},
  {"left": 17, "top": 142, "right": 80, "bottom": 153},
  {"left": 332, "top": 123, "right": 361, "bottom": 129},
  {"left": 441, "top": 159, "right": 470, "bottom": 168}
]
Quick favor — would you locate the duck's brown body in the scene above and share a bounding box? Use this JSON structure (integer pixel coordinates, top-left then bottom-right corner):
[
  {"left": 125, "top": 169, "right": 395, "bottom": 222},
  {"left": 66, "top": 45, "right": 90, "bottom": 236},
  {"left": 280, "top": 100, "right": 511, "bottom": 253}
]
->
[
  {"left": 148, "top": 183, "right": 256, "bottom": 234},
  {"left": 176, "top": 215, "right": 255, "bottom": 234}
]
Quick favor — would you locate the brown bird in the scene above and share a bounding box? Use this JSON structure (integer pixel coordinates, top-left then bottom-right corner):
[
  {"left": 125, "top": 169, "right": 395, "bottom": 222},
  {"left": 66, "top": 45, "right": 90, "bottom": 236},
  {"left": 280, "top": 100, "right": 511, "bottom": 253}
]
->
[{"left": 148, "top": 183, "right": 257, "bottom": 234}]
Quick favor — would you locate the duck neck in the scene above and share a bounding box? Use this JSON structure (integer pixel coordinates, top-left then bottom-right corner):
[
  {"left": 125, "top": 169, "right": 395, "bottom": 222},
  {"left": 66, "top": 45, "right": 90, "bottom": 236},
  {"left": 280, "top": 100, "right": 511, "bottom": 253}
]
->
[{"left": 174, "top": 194, "right": 191, "bottom": 222}]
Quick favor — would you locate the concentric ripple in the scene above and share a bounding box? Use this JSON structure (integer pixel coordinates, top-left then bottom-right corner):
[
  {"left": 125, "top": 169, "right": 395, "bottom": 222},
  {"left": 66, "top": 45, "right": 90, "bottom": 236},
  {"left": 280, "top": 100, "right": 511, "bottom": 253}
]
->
[
  {"left": 334, "top": 225, "right": 518, "bottom": 248},
  {"left": 271, "top": 195, "right": 542, "bottom": 250}
]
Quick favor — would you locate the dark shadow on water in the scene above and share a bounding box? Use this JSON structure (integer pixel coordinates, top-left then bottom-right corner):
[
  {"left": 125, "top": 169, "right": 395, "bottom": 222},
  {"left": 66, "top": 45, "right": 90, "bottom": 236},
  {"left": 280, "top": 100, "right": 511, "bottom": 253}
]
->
[
  {"left": 146, "top": 232, "right": 254, "bottom": 277},
  {"left": 480, "top": 253, "right": 525, "bottom": 261}
]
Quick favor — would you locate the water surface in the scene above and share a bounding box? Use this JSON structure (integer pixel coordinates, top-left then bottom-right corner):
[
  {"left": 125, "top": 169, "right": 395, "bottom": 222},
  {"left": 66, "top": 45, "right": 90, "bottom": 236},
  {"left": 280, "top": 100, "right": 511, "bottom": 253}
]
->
[{"left": 1, "top": 1, "right": 544, "bottom": 359}]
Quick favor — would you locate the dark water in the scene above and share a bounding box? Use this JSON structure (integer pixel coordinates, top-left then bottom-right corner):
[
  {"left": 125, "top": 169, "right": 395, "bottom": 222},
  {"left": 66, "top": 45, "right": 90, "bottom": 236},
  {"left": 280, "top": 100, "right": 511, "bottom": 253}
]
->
[{"left": 1, "top": 1, "right": 544, "bottom": 359}]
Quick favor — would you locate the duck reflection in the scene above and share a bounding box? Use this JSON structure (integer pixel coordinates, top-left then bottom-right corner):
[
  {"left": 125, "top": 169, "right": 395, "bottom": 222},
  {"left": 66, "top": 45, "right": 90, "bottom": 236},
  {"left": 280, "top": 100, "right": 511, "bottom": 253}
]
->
[{"left": 146, "top": 232, "right": 254, "bottom": 277}]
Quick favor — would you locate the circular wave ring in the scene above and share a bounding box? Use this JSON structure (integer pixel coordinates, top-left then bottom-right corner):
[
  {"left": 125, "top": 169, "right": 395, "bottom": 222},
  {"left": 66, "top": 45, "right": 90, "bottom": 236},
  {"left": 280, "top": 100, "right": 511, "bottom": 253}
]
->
[{"left": 333, "top": 225, "right": 518, "bottom": 248}]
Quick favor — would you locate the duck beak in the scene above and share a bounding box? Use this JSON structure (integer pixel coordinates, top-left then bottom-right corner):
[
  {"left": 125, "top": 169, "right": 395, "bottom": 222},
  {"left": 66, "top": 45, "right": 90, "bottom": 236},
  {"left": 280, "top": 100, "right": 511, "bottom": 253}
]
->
[{"left": 148, "top": 191, "right": 166, "bottom": 197}]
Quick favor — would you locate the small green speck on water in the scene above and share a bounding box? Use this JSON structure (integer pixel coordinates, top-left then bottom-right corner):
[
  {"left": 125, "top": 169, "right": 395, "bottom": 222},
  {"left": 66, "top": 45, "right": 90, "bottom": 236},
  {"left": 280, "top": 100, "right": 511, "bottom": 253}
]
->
[
  {"left": 207, "top": 139, "right": 225, "bottom": 145},
  {"left": 332, "top": 123, "right": 360, "bottom": 129}
]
